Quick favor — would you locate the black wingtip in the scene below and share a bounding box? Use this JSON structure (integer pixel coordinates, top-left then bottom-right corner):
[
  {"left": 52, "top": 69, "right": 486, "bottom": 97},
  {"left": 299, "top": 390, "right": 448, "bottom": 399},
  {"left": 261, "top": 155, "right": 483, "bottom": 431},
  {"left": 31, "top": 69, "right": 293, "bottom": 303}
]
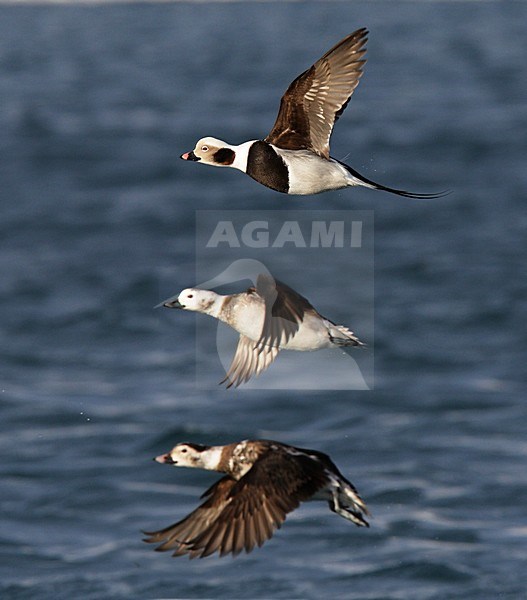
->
[{"left": 219, "top": 375, "right": 234, "bottom": 389}]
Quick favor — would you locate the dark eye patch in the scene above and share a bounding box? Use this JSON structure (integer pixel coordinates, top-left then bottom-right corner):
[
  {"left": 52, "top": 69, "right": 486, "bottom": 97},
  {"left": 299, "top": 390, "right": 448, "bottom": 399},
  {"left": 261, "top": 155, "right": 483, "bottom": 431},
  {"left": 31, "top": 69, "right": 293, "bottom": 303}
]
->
[{"left": 213, "top": 148, "right": 235, "bottom": 165}]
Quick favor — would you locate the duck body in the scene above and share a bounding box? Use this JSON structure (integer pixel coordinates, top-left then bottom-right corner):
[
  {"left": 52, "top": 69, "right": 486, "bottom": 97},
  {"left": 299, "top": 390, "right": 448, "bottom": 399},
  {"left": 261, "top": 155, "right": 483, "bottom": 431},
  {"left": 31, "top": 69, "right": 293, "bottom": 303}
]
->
[
  {"left": 217, "top": 289, "right": 355, "bottom": 352},
  {"left": 162, "top": 274, "right": 362, "bottom": 387},
  {"left": 144, "top": 439, "right": 369, "bottom": 559},
  {"left": 213, "top": 139, "right": 355, "bottom": 195}
]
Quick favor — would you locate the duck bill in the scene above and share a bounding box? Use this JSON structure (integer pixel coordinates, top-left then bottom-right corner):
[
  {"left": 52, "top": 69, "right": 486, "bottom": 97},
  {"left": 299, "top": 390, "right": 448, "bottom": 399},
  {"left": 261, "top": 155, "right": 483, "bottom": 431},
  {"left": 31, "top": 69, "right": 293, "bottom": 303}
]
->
[
  {"left": 154, "top": 295, "right": 183, "bottom": 309},
  {"left": 163, "top": 298, "right": 183, "bottom": 309},
  {"left": 180, "top": 150, "right": 200, "bottom": 161},
  {"left": 154, "top": 453, "right": 175, "bottom": 464}
]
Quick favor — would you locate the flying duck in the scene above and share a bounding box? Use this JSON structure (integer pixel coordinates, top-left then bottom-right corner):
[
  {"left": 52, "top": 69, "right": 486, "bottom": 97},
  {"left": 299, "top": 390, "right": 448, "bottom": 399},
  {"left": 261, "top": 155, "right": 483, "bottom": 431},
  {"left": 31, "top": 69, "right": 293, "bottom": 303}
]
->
[
  {"left": 181, "top": 28, "right": 444, "bottom": 197},
  {"left": 144, "top": 439, "right": 369, "bottom": 559},
  {"left": 162, "top": 273, "right": 363, "bottom": 388}
]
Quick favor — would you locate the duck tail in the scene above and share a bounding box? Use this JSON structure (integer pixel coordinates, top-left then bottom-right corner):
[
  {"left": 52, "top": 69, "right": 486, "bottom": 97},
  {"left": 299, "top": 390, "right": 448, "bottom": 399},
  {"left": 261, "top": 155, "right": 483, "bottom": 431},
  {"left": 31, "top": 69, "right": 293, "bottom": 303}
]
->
[
  {"left": 328, "top": 324, "right": 363, "bottom": 347},
  {"left": 338, "top": 160, "right": 449, "bottom": 199}
]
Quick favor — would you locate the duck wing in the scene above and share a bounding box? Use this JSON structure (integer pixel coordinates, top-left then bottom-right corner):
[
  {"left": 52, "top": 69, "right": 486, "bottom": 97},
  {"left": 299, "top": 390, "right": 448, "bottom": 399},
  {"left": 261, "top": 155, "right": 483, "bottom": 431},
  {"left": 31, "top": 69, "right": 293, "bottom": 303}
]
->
[
  {"left": 265, "top": 28, "right": 367, "bottom": 159},
  {"left": 255, "top": 273, "right": 317, "bottom": 348},
  {"left": 221, "top": 334, "right": 280, "bottom": 388},
  {"left": 143, "top": 477, "right": 237, "bottom": 558}
]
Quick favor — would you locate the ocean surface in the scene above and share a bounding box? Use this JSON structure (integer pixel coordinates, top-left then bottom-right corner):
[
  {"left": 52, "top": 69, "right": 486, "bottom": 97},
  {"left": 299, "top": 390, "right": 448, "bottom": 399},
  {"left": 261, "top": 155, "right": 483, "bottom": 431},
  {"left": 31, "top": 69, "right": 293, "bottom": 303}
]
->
[{"left": 1, "top": 1, "right": 526, "bottom": 599}]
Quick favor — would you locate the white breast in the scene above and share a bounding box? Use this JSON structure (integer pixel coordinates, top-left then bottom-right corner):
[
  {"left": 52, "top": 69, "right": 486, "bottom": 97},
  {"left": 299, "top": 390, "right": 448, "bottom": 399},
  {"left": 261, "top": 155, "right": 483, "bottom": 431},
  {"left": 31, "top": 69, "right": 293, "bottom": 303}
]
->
[{"left": 226, "top": 297, "right": 266, "bottom": 340}]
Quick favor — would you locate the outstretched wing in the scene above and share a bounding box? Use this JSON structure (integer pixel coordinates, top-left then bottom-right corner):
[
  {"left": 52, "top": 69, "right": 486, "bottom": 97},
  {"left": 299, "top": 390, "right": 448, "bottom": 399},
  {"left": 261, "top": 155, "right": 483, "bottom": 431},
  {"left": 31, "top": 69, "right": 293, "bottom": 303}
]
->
[
  {"left": 265, "top": 28, "right": 367, "bottom": 158},
  {"left": 143, "top": 478, "right": 237, "bottom": 558},
  {"left": 221, "top": 334, "right": 280, "bottom": 388}
]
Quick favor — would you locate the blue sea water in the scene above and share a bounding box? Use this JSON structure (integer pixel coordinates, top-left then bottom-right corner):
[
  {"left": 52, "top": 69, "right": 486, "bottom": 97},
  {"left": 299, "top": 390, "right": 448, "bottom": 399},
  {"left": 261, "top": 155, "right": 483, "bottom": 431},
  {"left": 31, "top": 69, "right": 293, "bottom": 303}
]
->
[{"left": 1, "top": 1, "right": 526, "bottom": 599}]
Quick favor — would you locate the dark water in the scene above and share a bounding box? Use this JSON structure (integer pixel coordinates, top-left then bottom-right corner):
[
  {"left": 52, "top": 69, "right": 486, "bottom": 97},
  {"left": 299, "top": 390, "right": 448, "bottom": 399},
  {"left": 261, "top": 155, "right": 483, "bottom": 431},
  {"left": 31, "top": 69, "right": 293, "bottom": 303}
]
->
[{"left": 1, "top": 1, "right": 526, "bottom": 599}]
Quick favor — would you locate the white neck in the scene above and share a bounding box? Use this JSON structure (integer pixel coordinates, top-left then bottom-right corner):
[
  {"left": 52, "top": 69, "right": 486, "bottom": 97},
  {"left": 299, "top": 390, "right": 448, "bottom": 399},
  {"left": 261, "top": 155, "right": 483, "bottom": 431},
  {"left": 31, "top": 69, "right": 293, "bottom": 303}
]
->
[
  {"left": 231, "top": 140, "right": 258, "bottom": 172},
  {"left": 198, "top": 446, "right": 225, "bottom": 471},
  {"left": 200, "top": 294, "right": 225, "bottom": 319}
]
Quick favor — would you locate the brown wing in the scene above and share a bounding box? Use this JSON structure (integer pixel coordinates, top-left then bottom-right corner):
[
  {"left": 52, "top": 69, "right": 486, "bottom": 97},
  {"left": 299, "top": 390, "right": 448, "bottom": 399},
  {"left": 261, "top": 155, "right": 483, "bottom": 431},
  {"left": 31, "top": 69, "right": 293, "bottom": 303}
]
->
[
  {"left": 143, "top": 478, "right": 238, "bottom": 558},
  {"left": 220, "top": 334, "right": 280, "bottom": 388},
  {"left": 144, "top": 444, "right": 330, "bottom": 559},
  {"left": 265, "top": 28, "right": 368, "bottom": 158},
  {"left": 237, "top": 442, "right": 331, "bottom": 506},
  {"left": 255, "top": 273, "right": 317, "bottom": 348}
]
